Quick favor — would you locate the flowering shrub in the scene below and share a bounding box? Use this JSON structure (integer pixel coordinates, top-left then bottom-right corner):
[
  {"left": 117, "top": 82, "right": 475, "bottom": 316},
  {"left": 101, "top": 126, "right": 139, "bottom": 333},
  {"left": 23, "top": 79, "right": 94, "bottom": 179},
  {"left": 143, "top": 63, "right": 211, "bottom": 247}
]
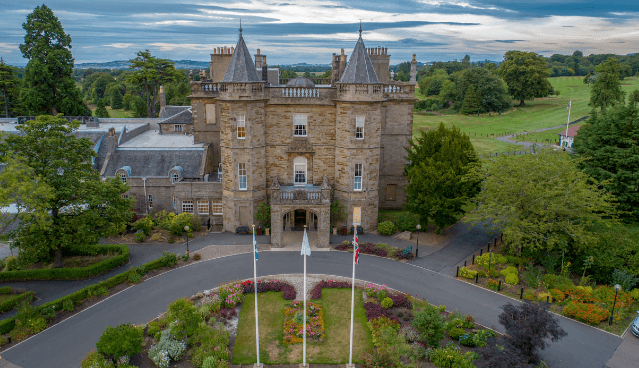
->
[
  {"left": 242, "top": 279, "right": 296, "bottom": 300},
  {"left": 310, "top": 279, "right": 351, "bottom": 299},
  {"left": 486, "top": 279, "right": 499, "bottom": 291},
  {"left": 592, "top": 285, "right": 634, "bottom": 308},
  {"left": 219, "top": 283, "right": 244, "bottom": 308},
  {"left": 458, "top": 267, "right": 477, "bottom": 279},
  {"left": 283, "top": 301, "right": 325, "bottom": 343},
  {"left": 549, "top": 288, "right": 565, "bottom": 302},
  {"left": 563, "top": 301, "right": 608, "bottom": 325},
  {"left": 364, "top": 283, "right": 391, "bottom": 299},
  {"left": 148, "top": 345, "right": 170, "bottom": 368},
  {"left": 367, "top": 316, "right": 400, "bottom": 347},
  {"left": 389, "top": 293, "right": 412, "bottom": 308}
]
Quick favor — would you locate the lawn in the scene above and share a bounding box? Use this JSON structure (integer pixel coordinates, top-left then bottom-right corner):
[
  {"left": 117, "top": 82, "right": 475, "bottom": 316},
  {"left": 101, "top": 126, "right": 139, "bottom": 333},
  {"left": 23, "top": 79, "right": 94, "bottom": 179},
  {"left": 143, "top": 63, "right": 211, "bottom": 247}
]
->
[
  {"left": 232, "top": 289, "right": 372, "bottom": 364},
  {"left": 411, "top": 76, "right": 639, "bottom": 155},
  {"left": 88, "top": 105, "right": 134, "bottom": 118}
]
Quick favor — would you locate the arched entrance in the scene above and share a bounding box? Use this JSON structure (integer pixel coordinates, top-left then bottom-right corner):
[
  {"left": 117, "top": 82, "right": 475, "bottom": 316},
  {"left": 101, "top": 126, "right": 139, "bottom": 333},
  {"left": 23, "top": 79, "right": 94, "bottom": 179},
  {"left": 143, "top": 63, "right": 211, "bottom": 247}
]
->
[{"left": 282, "top": 209, "right": 318, "bottom": 231}]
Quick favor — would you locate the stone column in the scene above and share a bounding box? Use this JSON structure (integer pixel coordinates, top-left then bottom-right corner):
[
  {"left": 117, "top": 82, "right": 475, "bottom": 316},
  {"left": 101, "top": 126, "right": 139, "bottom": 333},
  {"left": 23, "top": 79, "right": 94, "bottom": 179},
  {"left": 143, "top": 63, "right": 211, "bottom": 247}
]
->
[
  {"left": 271, "top": 206, "right": 283, "bottom": 248},
  {"left": 317, "top": 206, "right": 331, "bottom": 248}
]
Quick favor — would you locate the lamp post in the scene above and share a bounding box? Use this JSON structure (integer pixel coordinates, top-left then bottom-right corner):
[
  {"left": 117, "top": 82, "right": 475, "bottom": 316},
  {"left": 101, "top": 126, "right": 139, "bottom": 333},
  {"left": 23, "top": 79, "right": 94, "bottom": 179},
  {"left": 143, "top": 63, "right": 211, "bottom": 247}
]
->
[
  {"left": 184, "top": 225, "right": 190, "bottom": 253},
  {"left": 609, "top": 284, "right": 621, "bottom": 325},
  {"left": 415, "top": 224, "right": 421, "bottom": 258}
]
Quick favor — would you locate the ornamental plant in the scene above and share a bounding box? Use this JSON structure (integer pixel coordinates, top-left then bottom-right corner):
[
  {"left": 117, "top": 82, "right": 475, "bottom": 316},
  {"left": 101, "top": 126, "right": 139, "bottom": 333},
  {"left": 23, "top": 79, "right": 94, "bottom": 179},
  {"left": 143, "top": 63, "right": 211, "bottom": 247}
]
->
[
  {"left": 399, "top": 325, "right": 421, "bottom": 342},
  {"left": 412, "top": 307, "right": 446, "bottom": 347},
  {"left": 458, "top": 267, "right": 477, "bottom": 279},
  {"left": 283, "top": 301, "right": 325, "bottom": 343},
  {"left": 428, "top": 343, "right": 478, "bottom": 368},
  {"left": 367, "top": 316, "right": 400, "bottom": 347},
  {"left": 562, "top": 301, "right": 608, "bottom": 325},
  {"left": 167, "top": 299, "right": 202, "bottom": 339},
  {"left": 500, "top": 266, "right": 518, "bottom": 277},
  {"left": 96, "top": 323, "right": 143, "bottom": 363},
  {"left": 505, "top": 273, "right": 519, "bottom": 285},
  {"left": 377, "top": 221, "right": 397, "bottom": 235},
  {"left": 219, "top": 282, "right": 244, "bottom": 308},
  {"left": 381, "top": 297, "right": 393, "bottom": 309}
]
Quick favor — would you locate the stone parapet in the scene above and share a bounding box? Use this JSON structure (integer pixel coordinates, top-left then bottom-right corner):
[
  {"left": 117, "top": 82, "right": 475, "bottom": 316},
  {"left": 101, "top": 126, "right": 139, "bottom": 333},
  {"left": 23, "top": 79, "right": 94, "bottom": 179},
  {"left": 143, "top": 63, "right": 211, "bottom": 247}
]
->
[{"left": 336, "top": 84, "right": 383, "bottom": 101}]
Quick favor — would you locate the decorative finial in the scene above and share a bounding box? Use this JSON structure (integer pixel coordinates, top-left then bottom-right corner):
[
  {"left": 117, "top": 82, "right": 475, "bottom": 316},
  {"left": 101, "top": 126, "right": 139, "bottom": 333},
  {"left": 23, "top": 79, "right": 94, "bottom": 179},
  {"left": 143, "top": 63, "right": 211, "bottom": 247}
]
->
[
  {"left": 359, "top": 20, "right": 362, "bottom": 36},
  {"left": 239, "top": 19, "right": 243, "bottom": 35}
]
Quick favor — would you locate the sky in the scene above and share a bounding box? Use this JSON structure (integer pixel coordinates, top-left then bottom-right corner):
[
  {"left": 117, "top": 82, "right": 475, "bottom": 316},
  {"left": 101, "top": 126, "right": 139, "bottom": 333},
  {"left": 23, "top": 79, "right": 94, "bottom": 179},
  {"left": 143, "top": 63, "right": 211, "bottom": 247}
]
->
[{"left": 1, "top": 0, "right": 638, "bottom": 66}]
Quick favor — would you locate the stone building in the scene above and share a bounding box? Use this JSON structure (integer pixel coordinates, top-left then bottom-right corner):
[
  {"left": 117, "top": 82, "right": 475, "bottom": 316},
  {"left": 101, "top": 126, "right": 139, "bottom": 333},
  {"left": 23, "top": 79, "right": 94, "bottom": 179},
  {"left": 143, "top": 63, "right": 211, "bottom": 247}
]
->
[{"left": 186, "top": 27, "right": 416, "bottom": 247}]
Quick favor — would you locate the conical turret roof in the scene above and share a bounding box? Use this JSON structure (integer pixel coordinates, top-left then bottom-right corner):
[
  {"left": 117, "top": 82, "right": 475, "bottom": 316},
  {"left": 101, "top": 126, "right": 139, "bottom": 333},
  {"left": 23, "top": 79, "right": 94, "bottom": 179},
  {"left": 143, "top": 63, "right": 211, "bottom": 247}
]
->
[
  {"left": 339, "top": 30, "right": 380, "bottom": 84},
  {"left": 222, "top": 29, "right": 261, "bottom": 83}
]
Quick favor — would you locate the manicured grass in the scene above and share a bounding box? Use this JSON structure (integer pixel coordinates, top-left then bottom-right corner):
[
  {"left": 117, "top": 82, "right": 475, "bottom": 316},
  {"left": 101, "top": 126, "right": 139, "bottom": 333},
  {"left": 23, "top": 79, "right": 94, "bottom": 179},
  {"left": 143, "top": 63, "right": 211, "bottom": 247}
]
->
[
  {"left": 411, "top": 76, "right": 639, "bottom": 155},
  {"left": 232, "top": 289, "right": 371, "bottom": 364},
  {"left": 105, "top": 107, "right": 134, "bottom": 118},
  {"left": 512, "top": 125, "right": 580, "bottom": 145}
]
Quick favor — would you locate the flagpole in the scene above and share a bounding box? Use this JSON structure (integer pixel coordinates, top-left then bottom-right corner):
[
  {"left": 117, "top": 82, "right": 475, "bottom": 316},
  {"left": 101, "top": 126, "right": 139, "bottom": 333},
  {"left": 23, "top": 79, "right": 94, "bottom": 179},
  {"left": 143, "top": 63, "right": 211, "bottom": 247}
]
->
[
  {"left": 253, "top": 225, "right": 260, "bottom": 366},
  {"left": 348, "top": 225, "right": 357, "bottom": 367},
  {"left": 303, "top": 225, "right": 307, "bottom": 367},
  {"left": 565, "top": 99, "right": 571, "bottom": 147}
]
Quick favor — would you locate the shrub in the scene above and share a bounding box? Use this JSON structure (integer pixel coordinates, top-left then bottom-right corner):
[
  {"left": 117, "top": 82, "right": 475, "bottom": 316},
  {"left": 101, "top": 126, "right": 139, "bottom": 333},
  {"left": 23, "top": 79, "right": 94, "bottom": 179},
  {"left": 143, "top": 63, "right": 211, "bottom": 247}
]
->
[
  {"left": 148, "top": 321, "right": 161, "bottom": 339},
  {"left": 10, "top": 315, "right": 46, "bottom": 342},
  {"left": 631, "top": 288, "right": 639, "bottom": 300},
  {"left": 219, "top": 282, "right": 243, "bottom": 308},
  {"left": 474, "top": 329, "right": 497, "bottom": 346},
  {"left": 381, "top": 297, "right": 393, "bottom": 309},
  {"left": 396, "top": 212, "right": 418, "bottom": 232},
  {"left": 462, "top": 314, "right": 475, "bottom": 328},
  {"left": 0, "top": 286, "right": 11, "bottom": 294},
  {"left": 81, "top": 352, "right": 115, "bottom": 368},
  {"left": 96, "top": 323, "right": 144, "bottom": 362},
  {"left": 486, "top": 279, "right": 499, "bottom": 291},
  {"left": 459, "top": 332, "right": 477, "bottom": 347},
  {"left": 167, "top": 299, "right": 202, "bottom": 339},
  {"left": 399, "top": 325, "right": 421, "bottom": 342},
  {"left": 132, "top": 216, "right": 155, "bottom": 236},
  {"left": 127, "top": 268, "right": 141, "bottom": 284},
  {"left": 500, "top": 266, "right": 518, "bottom": 277},
  {"left": 134, "top": 230, "right": 145, "bottom": 243},
  {"left": 160, "top": 251, "right": 177, "bottom": 267},
  {"left": 363, "top": 346, "right": 399, "bottom": 368},
  {"left": 189, "top": 326, "right": 230, "bottom": 368},
  {"left": 62, "top": 298, "right": 74, "bottom": 312},
  {"left": 4, "top": 256, "right": 18, "bottom": 272},
  {"left": 169, "top": 213, "right": 197, "bottom": 235},
  {"left": 475, "top": 253, "right": 497, "bottom": 268},
  {"left": 494, "top": 254, "right": 508, "bottom": 264},
  {"left": 148, "top": 345, "right": 170, "bottom": 368},
  {"left": 389, "top": 293, "right": 412, "bottom": 309},
  {"left": 549, "top": 288, "right": 565, "bottom": 302},
  {"left": 193, "top": 253, "right": 202, "bottom": 261},
  {"left": 412, "top": 308, "right": 446, "bottom": 347},
  {"left": 364, "top": 302, "right": 393, "bottom": 321},
  {"left": 523, "top": 290, "right": 535, "bottom": 301},
  {"left": 611, "top": 269, "right": 639, "bottom": 291},
  {"left": 505, "top": 273, "right": 519, "bottom": 285},
  {"left": 537, "top": 292, "right": 552, "bottom": 303},
  {"left": 448, "top": 327, "right": 464, "bottom": 340},
  {"left": 377, "top": 221, "right": 397, "bottom": 236},
  {"left": 367, "top": 316, "right": 400, "bottom": 347},
  {"left": 458, "top": 267, "right": 477, "bottom": 279},
  {"left": 0, "top": 291, "right": 35, "bottom": 313},
  {"left": 428, "top": 343, "right": 477, "bottom": 368}
]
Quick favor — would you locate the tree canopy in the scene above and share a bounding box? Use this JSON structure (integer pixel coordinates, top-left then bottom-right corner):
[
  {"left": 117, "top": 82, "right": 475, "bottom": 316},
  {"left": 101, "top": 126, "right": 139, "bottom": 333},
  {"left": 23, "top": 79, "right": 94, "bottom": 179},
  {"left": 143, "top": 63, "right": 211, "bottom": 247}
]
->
[
  {"left": 498, "top": 51, "right": 551, "bottom": 106},
  {"left": 589, "top": 58, "right": 625, "bottom": 110},
  {"left": 464, "top": 149, "right": 617, "bottom": 255},
  {"left": 126, "top": 50, "right": 181, "bottom": 118},
  {"left": 0, "top": 60, "right": 21, "bottom": 118},
  {"left": 573, "top": 104, "right": 639, "bottom": 221},
  {"left": 19, "top": 4, "right": 89, "bottom": 116},
  {"left": 404, "top": 123, "right": 479, "bottom": 233},
  {"left": 1, "top": 115, "right": 133, "bottom": 267}
]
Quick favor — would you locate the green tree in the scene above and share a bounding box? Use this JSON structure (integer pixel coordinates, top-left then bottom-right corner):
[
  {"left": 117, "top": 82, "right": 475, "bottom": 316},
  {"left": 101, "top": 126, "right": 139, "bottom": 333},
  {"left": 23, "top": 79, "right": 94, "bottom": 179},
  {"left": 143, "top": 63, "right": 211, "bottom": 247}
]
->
[
  {"left": 109, "top": 87, "right": 124, "bottom": 109},
  {"left": 404, "top": 123, "right": 479, "bottom": 233},
  {"left": 126, "top": 50, "right": 180, "bottom": 118},
  {"left": 91, "top": 74, "right": 116, "bottom": 103},
  {"left": 589, "top": 58, "right": 625, "bottom": 110},
  {"left": 302, "top": 71, "right": 313, "bottom": 78},
  {"left": 460, "top": 86, "right": 481, "bottom": 115},
  {"left": 630, "top": 89, "right": 639, "bottom": 108},
  {"left": 498, "top": 51, "right": 551, "bottom": 106},
  {"left": 464, "top": 149, "right": 617, "bottom": 255},
  {"left": 411, "top": 307, "right": 446, "bottom": 347},
  {"left": 0, "top": 59, "right": 20, "bottom": 118},
  {"left": 2, "top": 115, "right": 134, "bottom": 267},
  {"left": 19, "top": 5, "right": 89, "bottom": 115},
  {"left": 573, "top": 105, "right": 639, "bottom": 221},
  {"left": 94, "top": 98, "right": 110, "bottom": 118}
]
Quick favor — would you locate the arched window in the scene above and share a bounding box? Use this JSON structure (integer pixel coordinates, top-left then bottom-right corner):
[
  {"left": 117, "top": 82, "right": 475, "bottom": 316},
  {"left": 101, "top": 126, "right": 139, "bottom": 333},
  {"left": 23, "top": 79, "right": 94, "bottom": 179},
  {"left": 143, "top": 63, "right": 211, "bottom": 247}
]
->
[
  {"left": 118, "top": 171, "right": 127, "bottom": 183},
  {"left": 294, "top": 156, "right": 307, "bottom": 186}
]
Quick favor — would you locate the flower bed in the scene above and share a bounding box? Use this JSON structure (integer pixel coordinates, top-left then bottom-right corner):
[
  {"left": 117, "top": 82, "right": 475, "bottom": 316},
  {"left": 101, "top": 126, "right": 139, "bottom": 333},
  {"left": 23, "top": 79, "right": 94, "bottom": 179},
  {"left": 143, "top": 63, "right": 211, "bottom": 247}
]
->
[
  {"left": 242, "top": 279, "right": 296, "bottom": 300},
  {"left": 310, "top": 279, "right": 351, "bottom": 299},
  {"left": 283, "top": 300, "right": 326, "bottom": 344},
  {"left": 334, "top": 242, "right": 415, "bottom": 261}
]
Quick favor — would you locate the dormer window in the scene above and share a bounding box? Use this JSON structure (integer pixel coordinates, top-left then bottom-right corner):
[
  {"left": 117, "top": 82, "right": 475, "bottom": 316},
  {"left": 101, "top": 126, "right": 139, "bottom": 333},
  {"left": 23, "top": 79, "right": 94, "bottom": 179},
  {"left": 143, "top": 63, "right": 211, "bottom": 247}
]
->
[
  {"left": 172, "top": 172, "right": 180, "bottom": 184},
  {"left": 174, "top": 124, "right": 183, "bottom": 132},
  {"left": 118, "top": 172, "right": 127, "bottom": 183}
]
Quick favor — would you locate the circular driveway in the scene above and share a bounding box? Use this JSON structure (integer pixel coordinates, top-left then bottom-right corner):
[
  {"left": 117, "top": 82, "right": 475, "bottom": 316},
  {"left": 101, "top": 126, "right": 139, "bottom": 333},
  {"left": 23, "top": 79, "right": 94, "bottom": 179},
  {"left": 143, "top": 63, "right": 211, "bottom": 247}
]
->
[{"left": 2, "top": 251, "right": 622, "bottom": 368}]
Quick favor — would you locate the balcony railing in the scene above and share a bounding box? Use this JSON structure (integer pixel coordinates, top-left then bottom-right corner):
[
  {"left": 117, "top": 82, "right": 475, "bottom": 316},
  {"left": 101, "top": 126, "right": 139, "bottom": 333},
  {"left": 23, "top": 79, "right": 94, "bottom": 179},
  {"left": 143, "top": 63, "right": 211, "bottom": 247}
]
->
[{"left": 271, "top": 184, "right": 331, "bottom": 205}]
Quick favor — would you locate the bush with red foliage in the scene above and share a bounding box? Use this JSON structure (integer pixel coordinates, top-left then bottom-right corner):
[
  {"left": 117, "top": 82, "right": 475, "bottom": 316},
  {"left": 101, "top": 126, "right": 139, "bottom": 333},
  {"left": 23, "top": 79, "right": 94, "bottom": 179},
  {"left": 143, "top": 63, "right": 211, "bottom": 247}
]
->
[
  {"left": 219, "top": 308, "right": 236, "bottom": 319},
  {"left": 389, "top": 293, "right": 412, "bottom": 309},
  {"left": 310, "top": 279, "right": 352, "bottom": 299},
  {"left": 364, "top": 301, "right": 399, "bottom": 323},
  {"left": 335, "top": 243, "right": 351, "bottom": 251},
  {"left": 242, "top": 279, "right": 296, "bottom": 300}
]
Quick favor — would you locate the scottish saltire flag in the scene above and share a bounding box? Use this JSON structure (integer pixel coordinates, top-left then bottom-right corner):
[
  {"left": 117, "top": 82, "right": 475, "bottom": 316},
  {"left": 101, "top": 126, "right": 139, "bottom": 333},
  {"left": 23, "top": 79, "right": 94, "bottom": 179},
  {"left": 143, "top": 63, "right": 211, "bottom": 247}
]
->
[
  {"left": 253, "top": 228, "right": 259, "bottom": 261},
  {"left": 301, "top": 229, "right": 311, "bottom": 256},
  {"left": 353, "top": 233, "right": 359, "bottom": 264}
]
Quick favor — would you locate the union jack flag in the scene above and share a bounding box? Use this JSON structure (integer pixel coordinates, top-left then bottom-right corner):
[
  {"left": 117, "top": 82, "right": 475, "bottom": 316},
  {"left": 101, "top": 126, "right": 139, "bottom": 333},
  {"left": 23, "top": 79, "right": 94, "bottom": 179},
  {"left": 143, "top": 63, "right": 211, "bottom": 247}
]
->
[{"left": 353, "top": 234, "right": 359, "bottom": 264}]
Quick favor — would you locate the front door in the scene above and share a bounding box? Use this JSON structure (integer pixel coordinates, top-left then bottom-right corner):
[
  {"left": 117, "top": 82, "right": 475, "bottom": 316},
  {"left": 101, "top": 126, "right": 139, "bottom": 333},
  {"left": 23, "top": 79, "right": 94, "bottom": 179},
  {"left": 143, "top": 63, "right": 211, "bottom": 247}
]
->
[{"left": 294, "top": 209, "right": 306, "bottom": 229}]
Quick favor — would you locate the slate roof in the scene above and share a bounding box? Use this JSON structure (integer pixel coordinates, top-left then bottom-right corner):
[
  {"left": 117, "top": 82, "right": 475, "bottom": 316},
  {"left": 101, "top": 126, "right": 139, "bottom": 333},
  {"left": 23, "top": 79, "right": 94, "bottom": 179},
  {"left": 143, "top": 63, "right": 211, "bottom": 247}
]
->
[
  {"left": 339, "top": 33, "right": 380, "bottom": 84},
  {"left": 287, "top": 77, "right": 315, "bottom": 88},
  {"left": 158, "top": 107, "right": 193, "bottom": 125},
  {"left": 160, "top": 106, "right": 191, "bottom": 119},
  {"left": 103, "top": 149, "right": 204, "bottom": 178},
  {"left": 559, "top": 125, "right": 581, "bottom": 138},
  {"left": 222, "top": 32, "right": 262, "bottom": 83}
]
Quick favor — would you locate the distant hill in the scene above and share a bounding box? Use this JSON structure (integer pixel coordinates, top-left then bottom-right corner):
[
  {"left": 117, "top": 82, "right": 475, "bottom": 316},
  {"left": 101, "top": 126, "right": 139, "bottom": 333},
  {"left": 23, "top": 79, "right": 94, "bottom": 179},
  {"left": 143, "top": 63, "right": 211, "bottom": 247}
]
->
[{"left": 75, "top": 60, "right": 211, "bottom": 70}]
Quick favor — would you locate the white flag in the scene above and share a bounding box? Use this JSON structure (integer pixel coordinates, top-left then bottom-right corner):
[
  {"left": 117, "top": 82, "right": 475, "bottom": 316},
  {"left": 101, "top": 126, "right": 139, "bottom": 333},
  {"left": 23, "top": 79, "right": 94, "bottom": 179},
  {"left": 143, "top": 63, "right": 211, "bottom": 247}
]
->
[
  {"left": 301, "top": 229, "right": 311, "bottom": 256},
  {"left": 566, "top": 100, "right": 571, "bottom": 111}
]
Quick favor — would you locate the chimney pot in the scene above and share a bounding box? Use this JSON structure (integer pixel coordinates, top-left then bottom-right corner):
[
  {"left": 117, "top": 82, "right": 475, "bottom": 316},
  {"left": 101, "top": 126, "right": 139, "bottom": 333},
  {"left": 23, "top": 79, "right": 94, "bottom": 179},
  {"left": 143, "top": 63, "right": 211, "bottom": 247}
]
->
[{"left": 257, "top": 48, "right": 261, "bottom": 55}]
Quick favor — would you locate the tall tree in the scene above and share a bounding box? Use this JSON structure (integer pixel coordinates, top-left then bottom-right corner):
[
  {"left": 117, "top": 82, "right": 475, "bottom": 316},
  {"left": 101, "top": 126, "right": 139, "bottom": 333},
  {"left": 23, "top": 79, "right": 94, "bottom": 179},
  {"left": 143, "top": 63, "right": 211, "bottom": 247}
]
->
[
  {"left": 2, "top": 115, "right": 133, "bottom": 268},
  {"left": 457, "top": 68, "right": 510, "bottom": 113},
  {"left": 460, "top": 86, "right": 481, "bottom": 115},
  {"left": 19, "top": 5, "right": 89, "bottom": 116},
  {"left": 0, "top": 59, "right": 20, "bottom": 118},
  {"left": 498, "top": 51, "right": 551, "bottom": 106},
  {"left": 126, "top": 50, "right": 180, "bottom": 118},
  {"left": 589, "top": 58, "right": 625, "bottom": 110},
  {"left": 404, "top": 123, "right": 479, "bottom": 233},
  {"left": 94, "top": 98, "right": 110, "bottom": 118},
  {"left": 464, "top": 149, "right": 617, "bottom": 255},
  {"left": 573, "top": 105, "right": 639, "bottom": 222}
]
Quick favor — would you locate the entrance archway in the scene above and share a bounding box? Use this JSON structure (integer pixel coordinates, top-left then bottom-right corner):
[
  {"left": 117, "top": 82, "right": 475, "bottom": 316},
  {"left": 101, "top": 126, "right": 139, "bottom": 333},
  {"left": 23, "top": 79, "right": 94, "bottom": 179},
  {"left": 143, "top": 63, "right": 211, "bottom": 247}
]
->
[
  {"left": 271, "top": 204, "right": 330, "bottom": 248},
  {"left": 282, "top": 209, "right": 318, "bottom": 231}
]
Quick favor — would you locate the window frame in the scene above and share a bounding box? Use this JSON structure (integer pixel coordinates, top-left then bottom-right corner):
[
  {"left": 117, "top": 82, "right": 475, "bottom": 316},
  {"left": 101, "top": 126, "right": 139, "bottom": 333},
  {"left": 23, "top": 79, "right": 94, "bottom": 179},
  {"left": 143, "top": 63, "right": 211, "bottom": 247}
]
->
[
  {"left": 293, "top": 114, "right": 308, "bottom": 137},
  {"left": 212, "top": 200, "right": 223, "bottom": 215},
  {"left": 174, "top": 124, "right": 183, "bottom": 132},
  {"left": 118, "top": 171, "right": 127, "bottom": 183},
  {"left": 148, "top": 195, "right": 153, "bottom": 209},
  {"left": 182, "top": 200, "right": 194, "bottom": 214},
  {"left": 355, "top": 116, "right": 365, "bottom": 139},
  {"left": 293, "top": 156, "right": 307, "bottom": 186},
  {"left": 354, "top": 163, "right": 363, "bottom": 191},
  {"left": 197, "top": 200, "right": 209, "bottom": 215},
  {"left": 171, "top": 172, "right": 180, "bottom": 184},
  {"left": 237, "top": 115, "right": 246, "bottom": 139},
  {"left": 238, "top": 163, "right": 247, "bottom": 190}
]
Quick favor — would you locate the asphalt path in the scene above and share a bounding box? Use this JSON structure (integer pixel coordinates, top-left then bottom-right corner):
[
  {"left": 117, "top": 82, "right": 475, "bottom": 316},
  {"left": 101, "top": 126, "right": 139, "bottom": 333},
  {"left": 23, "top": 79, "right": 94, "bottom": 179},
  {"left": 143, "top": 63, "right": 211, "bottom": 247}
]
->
[{"left": 3, "top": 251, "right": 622, "bottom": 368}]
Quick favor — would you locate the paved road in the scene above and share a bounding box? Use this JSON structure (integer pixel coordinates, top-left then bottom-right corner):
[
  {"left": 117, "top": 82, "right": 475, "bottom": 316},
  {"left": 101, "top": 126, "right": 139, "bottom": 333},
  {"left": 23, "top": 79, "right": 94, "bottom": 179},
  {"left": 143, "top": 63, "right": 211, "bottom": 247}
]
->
[{"left": 2, "top": 251, "right": 622, "bottom": 368}]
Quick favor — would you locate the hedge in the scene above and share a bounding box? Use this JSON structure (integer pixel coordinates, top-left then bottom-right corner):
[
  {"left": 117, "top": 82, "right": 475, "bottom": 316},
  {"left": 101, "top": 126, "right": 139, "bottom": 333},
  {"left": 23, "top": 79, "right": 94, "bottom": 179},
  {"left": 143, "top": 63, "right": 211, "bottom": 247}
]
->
[
  {"left": 0, "top": 251, "right": 175, "bottom": 336},
  {"left": 0, "top": 291, "right": 35, "bottom": 313},
  {"left": 0, "top": 244, "right": 129, "bottom": 282}
]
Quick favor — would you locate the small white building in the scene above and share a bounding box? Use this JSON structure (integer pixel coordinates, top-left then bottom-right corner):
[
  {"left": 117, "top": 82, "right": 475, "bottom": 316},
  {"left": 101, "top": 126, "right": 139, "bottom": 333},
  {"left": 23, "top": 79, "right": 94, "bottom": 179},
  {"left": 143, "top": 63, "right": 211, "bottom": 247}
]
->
[{"left": 558, "top": 125, "right": 581, "bottom": 148}]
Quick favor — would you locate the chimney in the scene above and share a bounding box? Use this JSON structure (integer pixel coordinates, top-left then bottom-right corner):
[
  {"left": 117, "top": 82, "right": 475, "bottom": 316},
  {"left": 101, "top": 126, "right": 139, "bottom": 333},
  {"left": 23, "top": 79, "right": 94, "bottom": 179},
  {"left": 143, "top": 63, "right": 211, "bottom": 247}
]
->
[
  {"left": 410, "top": 54, "right": 418, "bottom": 84},
  {"left": 159, "top": 85, "right": 166, "bottom": 114}
]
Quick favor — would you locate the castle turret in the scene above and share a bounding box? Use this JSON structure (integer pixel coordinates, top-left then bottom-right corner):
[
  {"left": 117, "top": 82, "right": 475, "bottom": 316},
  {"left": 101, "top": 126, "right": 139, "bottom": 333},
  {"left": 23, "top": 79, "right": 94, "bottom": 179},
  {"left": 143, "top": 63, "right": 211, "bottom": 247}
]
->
[{"left": 410, "top": 54, "right": 417, "bottom": 84}]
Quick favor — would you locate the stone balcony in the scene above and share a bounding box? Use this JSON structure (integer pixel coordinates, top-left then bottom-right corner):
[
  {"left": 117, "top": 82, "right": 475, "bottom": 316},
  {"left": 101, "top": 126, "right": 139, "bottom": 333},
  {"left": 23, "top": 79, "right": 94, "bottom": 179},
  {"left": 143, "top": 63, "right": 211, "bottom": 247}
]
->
[{"left": 270, "top": 177, "right": 331, "bottom": 205}]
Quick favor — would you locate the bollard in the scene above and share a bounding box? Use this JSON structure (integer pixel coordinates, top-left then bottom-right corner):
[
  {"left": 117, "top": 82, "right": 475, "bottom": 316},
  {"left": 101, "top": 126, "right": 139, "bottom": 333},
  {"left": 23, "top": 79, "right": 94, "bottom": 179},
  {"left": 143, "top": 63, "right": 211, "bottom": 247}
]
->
[
  {"left": 520, "top": 288, "right": 524, "bottom": 299},
  {"left": 472, "top": 255, "right": 475, "bottom": 264},
  {"left": 501, "top": 233, "right": 503, "bottom": 242},
  {"left": 464, "top": 260, "right": 467, "bottom": 267},
  {"left": 480, "top": 248, "right": 483, "bottom": 256},
  {"left": 475, "top": 273, "right": 479, "bottom": 284},
  {"left": 494, "top": 238, "right": 497, "bottom": 247},
  {"left": 488, "top": 252, "right": 492, "bottom": 272},
  {"left": 546, "top": 296, "right": 550, "bottom": 304},
  {"left": 487, "top": 243, "right": 490, "bottom": 252},
  {"left": 498, "top": 280, "right": 502, "bottom": 292},
  {"left": 456, "top": 266, "right": 459, "bottom": 278}
]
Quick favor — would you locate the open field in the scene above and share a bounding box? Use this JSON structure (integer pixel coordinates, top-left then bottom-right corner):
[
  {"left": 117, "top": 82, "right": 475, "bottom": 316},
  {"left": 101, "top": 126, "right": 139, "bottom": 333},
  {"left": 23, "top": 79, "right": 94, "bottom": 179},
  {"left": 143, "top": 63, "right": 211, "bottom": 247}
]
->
[
  {"left": 411, "top": 76, "right": 639, "bottom": 154},
  {"left": 232, "top": 289, "right": 371, "bottom": 365}
]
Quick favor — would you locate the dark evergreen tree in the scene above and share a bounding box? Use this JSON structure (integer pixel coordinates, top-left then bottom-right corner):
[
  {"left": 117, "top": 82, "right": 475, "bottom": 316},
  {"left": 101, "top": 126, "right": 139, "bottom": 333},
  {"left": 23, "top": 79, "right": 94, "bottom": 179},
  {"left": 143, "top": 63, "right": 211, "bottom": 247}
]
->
[
  {"left": 94, "top": 98, "right": 110, "bottom": 118},
  {"left": 574, "top": 105, "right": 639, "bottom": 222},
  {"left": 0, "top": 59, "right": 21, "bottom": 118},
  {"left": 19, "top": 5, "right": 90, "bottom": 116},
  {"left": 126, "top": 50, "right": 181, "bottom": 118},
  {"left": 404, "top": 123, "right": 479, "bottom": 233},
  {"left": 461, "top": 86, "right": 482, "bottom": 114}
]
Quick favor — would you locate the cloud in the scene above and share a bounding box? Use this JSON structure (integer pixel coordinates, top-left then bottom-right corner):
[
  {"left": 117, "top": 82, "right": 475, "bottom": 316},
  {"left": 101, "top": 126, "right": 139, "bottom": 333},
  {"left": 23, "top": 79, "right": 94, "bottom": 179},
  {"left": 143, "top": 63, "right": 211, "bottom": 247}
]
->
[
  {"left": 494, "top": 40, "right": 523, "bottom": 43},
  {"left": 105, "top": 43, "right": 135, "bottom": 49}
]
